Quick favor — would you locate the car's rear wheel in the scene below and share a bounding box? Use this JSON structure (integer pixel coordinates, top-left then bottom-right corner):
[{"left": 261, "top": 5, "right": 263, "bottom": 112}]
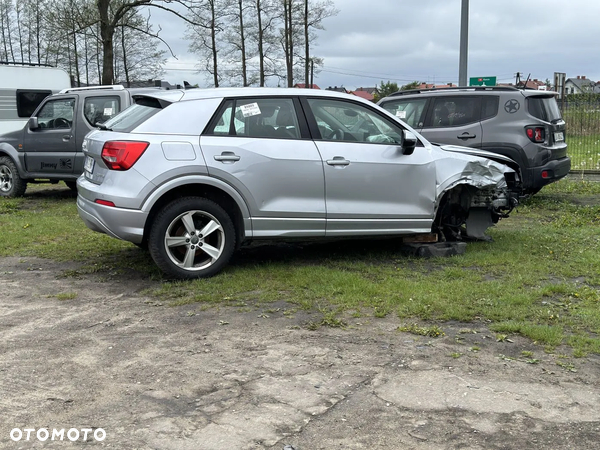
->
[
  {"left": 0, "top": 156, "right": 27, "bottom": 198},
  {"left": 148, "top": 197, "right": 236, "bottom": 279}
]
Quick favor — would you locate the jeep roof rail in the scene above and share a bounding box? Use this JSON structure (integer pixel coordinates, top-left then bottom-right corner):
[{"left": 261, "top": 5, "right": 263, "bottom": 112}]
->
[
  {"left": 387, "top": 85, "right": 520, "bottom": 97},
  {"left": 58, "top": 85, "right": 125, "bottom": 94}
]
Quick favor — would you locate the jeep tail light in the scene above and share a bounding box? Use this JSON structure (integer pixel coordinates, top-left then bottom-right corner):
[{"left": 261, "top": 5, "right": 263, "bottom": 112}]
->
[
  {"left": 525, "top": 126, "right": 545, "bottom": 143},
  {"left": 101, "top": 141, "right": 149, "bottom": 170}
]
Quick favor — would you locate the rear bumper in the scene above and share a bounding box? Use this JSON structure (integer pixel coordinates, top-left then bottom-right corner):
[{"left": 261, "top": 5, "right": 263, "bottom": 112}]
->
[
  {"left": 77, "top": 194, "right": 147, "bottom": 244},
  {"left": 530, "top": 157, "right": 571, "bottom": 191}
]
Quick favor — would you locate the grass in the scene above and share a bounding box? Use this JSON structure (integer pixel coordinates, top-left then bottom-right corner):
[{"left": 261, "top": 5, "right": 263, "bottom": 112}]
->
[
  {"left": 1, "top": 180, "right": 600, "bottom": 356},
  {"left": 567, "top": 133, "right": 600, "bottom": 170}
]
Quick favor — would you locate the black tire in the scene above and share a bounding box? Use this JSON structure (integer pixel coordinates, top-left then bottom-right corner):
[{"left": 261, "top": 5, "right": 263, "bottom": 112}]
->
[
  {"left": 0, "top": 156, "right": 27, "bottom": 198},
  {"left": 65, "top": 181, "right": 77, "bottom": 192},
  {"left": 148, "top": 197, "right": 236, "bottom": 279}
]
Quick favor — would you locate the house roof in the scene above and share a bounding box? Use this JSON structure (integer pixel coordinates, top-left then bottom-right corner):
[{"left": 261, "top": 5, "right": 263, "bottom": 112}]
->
[
  {"left": 326, "top": 86, "right": 348, "bottom": 93},
  {"left": 516, "top": 78, "right": 547, "bottom": 90},
  {"left": 416, "top": 83, "right": 457, "bottom": 89},
  {"left": 350, "top": 90, "right": 374, "bottom": 101},
  {"left": 355, "top": 87, "right": 378, "bottom": 94},
  {"left": 565, "top": 76, "right": 600, "bottom": 93},
  {"left": 294, "top": 83, "right": 320, "bottom": 89}
]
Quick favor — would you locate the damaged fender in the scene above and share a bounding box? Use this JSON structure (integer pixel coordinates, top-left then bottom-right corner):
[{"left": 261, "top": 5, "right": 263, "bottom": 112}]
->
[{"left": 431, "top": 146, "right": 519, "bottom": 240}]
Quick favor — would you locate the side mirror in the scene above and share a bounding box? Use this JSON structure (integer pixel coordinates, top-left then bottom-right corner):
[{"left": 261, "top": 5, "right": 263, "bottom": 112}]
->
[
  {"left": 28, "top": 117, "right": 39, "bottom": 130},
  {"left": 402, "top": 130, "right": 418, "bottom": 155}
]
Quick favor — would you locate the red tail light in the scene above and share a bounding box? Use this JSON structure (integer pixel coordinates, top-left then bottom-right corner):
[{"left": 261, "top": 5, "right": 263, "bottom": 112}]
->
[
  {"left": 525, "top": 126, "right": 545, "bottom": 143},
  {"left": 101, "top": 141, "right": 149, "bottom": 170}
]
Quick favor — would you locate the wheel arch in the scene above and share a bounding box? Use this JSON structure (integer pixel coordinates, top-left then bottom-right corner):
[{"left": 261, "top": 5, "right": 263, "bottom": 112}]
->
[
  {"left": 0, "top": 143, "right": 26, "bottom": 177},
  {"left": 141, "top": 181, "right": 248, "bottom": 250}
]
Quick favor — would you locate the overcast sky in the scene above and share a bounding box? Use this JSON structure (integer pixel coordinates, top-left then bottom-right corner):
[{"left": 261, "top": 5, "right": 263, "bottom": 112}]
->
[{"left": 150, "top": 0, "right": 600, "bottom": 90}]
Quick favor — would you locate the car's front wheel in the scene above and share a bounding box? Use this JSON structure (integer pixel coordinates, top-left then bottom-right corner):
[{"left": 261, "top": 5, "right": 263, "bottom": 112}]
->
[
  {"left": 148, "top": 197, "right": 236, "bottom": 279},
  {"left": 0, "top": 156, "right": 27, "bottom": 198}
]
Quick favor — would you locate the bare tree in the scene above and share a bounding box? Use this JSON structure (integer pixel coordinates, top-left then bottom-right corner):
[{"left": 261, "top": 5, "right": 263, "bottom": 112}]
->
[
  {"left": 186, "top": 0, "right": 232, "bottom": 87},
  {"left": 248, "top": 0, "right": 283, "bottom": 86},
  {"left": 95, "top": 0, "right": 196, "bottom": 85},
  {"left": 113, "top": 10, "right": 166, "bottom": 86},
  {"left": 301, "top": 0, "right": 336, "bottom": 86},
  {"left": 0, "top": 0, "right": 16, "bottom": 61}
]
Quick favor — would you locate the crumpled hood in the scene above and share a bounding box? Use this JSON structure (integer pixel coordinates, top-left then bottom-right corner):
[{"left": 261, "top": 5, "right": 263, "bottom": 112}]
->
[
  {"left": 435, "top": 143, "right": 521, "bottom": 173},
  {"left": 429, "top": 143, "right": 515, "bottom": 196}
]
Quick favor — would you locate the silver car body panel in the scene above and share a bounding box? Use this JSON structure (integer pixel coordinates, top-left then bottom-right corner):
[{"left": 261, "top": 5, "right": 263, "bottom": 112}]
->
[
  {"left": 77, "top": 87, "right": 518, "bottom": 247},
  {"left": 201, "top": 135, "right": 326, "bottom": 237}
]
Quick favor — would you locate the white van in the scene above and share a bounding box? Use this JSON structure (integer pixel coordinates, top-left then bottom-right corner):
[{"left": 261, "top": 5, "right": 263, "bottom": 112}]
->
[{"left": 0, "top": 63, "right": 71, "bottom": 134}]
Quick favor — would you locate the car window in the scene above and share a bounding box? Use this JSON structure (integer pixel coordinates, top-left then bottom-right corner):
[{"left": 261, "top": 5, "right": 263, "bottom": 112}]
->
[
  {"left": 429, "top": 97, "right": 481, "bottom": 127},
  {"left": 481, "top": 96, "right": 499, "bottom": 120},
  {"left": 379, "top": 98, "right": 427, "bottom": 128},
  {"left": 36, "top": 98, "right": 75, "bottom": 129},
  {"left": 16, "top": 89, "right": 52, "bottom": 118},
  {"left": 527, "top": 96, "right": 562, "bottom": 122},
  {"left": 84, "top": 96, "right": 121, "bottom": 126},
  {"left": 102, "top": 96, "right": 165, "bottom": 132},
  {"left": 307, "top": 98, "right": 403, "bottom": 144},
  {"left": 207, "top": 98, "right": 300, "bottom": 139}
]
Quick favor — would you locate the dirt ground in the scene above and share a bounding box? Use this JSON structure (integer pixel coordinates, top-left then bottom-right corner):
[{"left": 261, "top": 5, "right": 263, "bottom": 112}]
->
[{"left": 1, "top": 255, "right": 600, "bottom": 450}]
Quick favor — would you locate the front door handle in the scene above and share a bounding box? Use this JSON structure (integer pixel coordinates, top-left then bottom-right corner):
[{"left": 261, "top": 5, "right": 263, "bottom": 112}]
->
[
  {"left": 457, "top": 132, "right": 476, "bottom": 140},
  {"left": 62, "top": 135, "right": 72, "bottom": 141},
  {"left": 326, "top": 156, "right": 350, "bottom": 166},
  {"left": 214, "top": 152, "right": 240, "bottom": 162}
]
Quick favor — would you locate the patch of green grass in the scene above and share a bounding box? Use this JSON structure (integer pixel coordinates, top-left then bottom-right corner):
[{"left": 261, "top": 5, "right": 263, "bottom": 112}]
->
[
  {"left": 398, "top": 323, "right": 445, "bottom": 338},
  {"left": 491, "top": 321, "right": 564, "bottom": 347},
  {"left": 55, "top": 292, "right": 77, "bottom": 300},
  {"left": 1, "top": 181, "right": 600, "bottom": 355}
]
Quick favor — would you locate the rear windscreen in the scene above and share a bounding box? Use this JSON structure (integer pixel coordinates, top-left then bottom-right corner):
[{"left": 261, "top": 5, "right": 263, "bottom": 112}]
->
[
  {"left": 101, "top": 96, "right": 166, "bottom": 132},
  {"left": 527, "top": 96, "right": 562, "bottom": 122}
]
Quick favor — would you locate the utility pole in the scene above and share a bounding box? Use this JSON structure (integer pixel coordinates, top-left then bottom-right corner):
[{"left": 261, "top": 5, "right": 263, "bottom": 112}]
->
[{"left": 458, "top": 0, "right": 469, "bottom": 86}]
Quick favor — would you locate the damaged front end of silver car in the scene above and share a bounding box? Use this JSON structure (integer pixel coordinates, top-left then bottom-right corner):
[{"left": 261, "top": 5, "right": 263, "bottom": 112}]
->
[{"left": 432, "top": 148, "right": 520, "bottom": 242}]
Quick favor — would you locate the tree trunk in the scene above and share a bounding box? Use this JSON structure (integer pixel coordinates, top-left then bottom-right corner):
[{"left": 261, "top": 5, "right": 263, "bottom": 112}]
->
[
  {"left": 238, "top": 0, "right": 247, "bottom": 86},
  {"left": 121, "top": 24, "right": 130, "bottom": 86},
  {"left": 210, "top": 0, "right": 218, "bottom": 87},
  {"left": 304, "top": 0, "right": 309, "bottom": 87},
  {"left": 283, "top": 0, "right": 293, "bottom": 87},
  {"left": 256, "top": 0, "right": 265, "bottom": 86},
  {"left": 98, "top": 0, "right": 114, "bottom": 85}
]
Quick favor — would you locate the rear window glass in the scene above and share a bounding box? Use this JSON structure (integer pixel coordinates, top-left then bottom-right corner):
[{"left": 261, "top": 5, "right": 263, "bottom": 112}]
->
[
  {"left": 429, "top": 97, "right": 481, "bottom": 127},
  {"left": 379, "top": 98, "right": 427, "bottom": 128},
  {"left": 481, "top": 96, "right": 499, "bottom": 120},
  {"left": 102, "top": 96, "right": 165, "bottom": 132},
  {"left": 527, "top": 96, "right": 562, "bottom": 122},
  {"left": 83, "top": 96, "right": 121, "bottom": 126}
]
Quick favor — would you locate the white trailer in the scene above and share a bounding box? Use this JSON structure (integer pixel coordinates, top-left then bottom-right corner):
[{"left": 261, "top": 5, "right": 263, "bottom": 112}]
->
[{"left": 0, "top": 63, "right": 71, "bottom": 134}]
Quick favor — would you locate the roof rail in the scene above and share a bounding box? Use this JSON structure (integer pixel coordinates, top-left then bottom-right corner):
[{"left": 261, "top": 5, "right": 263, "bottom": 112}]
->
[
  {"left": 0, "top": 60, "right": 56, "bottom": 68},
  {"left": 58, "top": 85, "right": 125, "bottom": 94},
  {"left": 387, "top": 85, "right": 520, "bottom": 97}
]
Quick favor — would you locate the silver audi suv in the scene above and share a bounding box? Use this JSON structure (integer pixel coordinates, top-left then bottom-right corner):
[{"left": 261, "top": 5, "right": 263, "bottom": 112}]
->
[{"left": 77, "top": 88, "right": 520, "bottom": 279}]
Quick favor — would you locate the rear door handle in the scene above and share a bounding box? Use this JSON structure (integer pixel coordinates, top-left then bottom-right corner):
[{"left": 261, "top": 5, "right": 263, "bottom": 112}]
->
[
  {"left": 326, "top": 156, "right": 350, "bottom": 166},
  {"left": 214, "top": 152, "right": 240, "bottom": 162},
  {"left": 457, "top": 133, "right": 476, "bottom": 140},
  {"left": 62, "top": 135, "right": 72, "bottom": 141}
]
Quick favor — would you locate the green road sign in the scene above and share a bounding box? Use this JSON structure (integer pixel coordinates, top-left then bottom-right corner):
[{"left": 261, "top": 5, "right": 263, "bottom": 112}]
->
[{"left": 469, "top": 76, "right": 497, "bottom": 86}]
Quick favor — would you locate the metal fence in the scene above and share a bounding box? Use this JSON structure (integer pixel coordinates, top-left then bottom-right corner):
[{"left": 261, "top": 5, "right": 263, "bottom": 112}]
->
[{"left": 560, "top": 95, "right": 600, "bottom": 172}]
